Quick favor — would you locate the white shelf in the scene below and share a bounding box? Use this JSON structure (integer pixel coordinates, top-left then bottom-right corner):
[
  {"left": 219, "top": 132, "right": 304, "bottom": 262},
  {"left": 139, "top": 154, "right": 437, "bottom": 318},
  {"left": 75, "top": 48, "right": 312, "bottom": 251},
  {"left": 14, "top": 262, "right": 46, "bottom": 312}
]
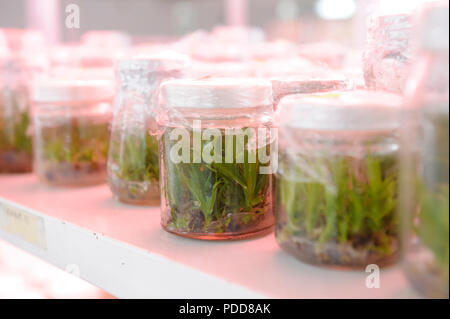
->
[{"left": 0, "top": 175, "right": 419, "bottom": 299}]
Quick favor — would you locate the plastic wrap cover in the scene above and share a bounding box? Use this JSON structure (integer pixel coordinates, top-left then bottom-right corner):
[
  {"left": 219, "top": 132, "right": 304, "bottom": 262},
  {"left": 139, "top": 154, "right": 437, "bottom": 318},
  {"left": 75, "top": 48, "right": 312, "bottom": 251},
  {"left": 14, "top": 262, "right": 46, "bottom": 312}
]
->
[
  {"left": 271, "top": 74, "right": 353, "bottom": 108},
  {"left": 159, "top": 78, "right": 274, "bottom": 130},
  {"left": 116, "top": 56, "right": 186, "bottom": 121},
  {"left": 363, "top": 13, "right": 412, "bottom": 93}
]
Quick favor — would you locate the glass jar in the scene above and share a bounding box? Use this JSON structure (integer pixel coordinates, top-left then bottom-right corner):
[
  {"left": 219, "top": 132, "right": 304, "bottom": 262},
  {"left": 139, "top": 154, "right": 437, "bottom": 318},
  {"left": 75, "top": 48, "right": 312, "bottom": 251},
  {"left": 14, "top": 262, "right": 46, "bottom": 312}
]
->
[
  {"left": 401, "top": 2, "right": 449, "bottom": 299},
  {"left": 107, "top": 58, "right": 184, "bottom": 205},
  {"left": 159, "top": 79, "right": 276, "bottom": 240},
  {"left": 276, "top": 90, "right": 402, "bottom": 268},
  {"left": 0, "top": 58, "right": 33, "bottom": 173},
  {"left": 32, "top": 80, "right": 113, "bottom": 187}
]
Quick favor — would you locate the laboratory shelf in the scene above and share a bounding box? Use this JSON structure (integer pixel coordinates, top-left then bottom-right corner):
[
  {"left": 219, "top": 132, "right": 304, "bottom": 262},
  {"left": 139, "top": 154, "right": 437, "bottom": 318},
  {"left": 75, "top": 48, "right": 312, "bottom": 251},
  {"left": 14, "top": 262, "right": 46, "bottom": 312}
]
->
[{"left": 0, "top": 175, "right": 419, "bottom": 299}]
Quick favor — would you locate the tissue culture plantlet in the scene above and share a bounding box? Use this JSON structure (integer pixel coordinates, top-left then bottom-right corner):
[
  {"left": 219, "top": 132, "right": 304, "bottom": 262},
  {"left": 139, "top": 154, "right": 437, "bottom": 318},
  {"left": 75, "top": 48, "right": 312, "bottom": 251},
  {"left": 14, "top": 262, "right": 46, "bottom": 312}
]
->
[
  {"left": 0, "top": 89, "right": 32, "bottom": 173},
  {"left": 38, "top": 118, "right": 110, "bottom": 186},
  {"left": 276, "top": 149, "right": 399, "bottom": 268},
  {"left": 107, "top": 131, "right": 160, "bottom": 204},
  {"left": 161, "top": 127, "right": 274, "bottom": 239}
]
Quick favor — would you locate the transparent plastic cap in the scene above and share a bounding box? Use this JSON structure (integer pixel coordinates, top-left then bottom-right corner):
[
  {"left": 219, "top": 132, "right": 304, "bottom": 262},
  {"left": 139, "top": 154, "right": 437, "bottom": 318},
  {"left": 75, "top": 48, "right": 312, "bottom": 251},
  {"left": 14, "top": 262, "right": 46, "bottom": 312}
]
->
[
  {"left": 32, "top": 79, "right": 114, "bottom": 103},
  {"left": 161, "top": 78, "right": 273, "bottom": 109},
  {"left": 278, "top": 90, "right": 403, "bottom": 131}
]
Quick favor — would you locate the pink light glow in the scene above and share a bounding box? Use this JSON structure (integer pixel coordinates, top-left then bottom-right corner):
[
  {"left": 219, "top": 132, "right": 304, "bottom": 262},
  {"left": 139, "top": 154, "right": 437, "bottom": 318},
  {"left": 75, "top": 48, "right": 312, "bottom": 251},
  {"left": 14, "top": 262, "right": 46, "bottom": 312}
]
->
[
  {"left": 225, "top": 0, "right": 248, "bottom": 26},
  {"left": 25, "top": 0, "right": 60, "bottom": 45}
]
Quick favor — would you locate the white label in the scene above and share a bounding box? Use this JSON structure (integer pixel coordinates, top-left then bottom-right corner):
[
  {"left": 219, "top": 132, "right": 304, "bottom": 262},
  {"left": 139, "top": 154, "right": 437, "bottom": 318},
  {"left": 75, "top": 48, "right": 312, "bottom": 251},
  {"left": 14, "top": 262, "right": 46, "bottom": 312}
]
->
[{"left": 0, "top": 202, "right": 47, "bottom": 249}]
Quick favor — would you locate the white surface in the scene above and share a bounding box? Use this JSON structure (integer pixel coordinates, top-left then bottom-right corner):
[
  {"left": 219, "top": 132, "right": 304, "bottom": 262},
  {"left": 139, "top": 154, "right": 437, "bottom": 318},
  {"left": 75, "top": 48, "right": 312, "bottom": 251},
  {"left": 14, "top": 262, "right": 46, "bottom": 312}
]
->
[
  {"left": 0, "top": 240, "right": 108, "bottom": 299},
  {"left": 0, "top": 174, "right": 420, "bottom": 299}
]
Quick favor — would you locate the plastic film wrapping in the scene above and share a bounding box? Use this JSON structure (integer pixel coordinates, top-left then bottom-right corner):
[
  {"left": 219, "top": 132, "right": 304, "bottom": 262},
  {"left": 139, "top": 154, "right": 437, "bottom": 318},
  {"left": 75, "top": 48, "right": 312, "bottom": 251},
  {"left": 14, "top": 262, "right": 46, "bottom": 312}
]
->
[
  {"left": 116, "top": 55, "right": 187, "bottom": 122},
  {"left": 271, "top": 73, "right": 353, "bottom": 108},
  {"left": 275, "top": 90, "right": 403, "bottom": 267},
  {"left": 159, "top": 78, "right": 274, "bottom": 129},
  {"left": 363, "top": 13, "right": 412, "bottom": 93},
  {"left": 404, "top": 1, "right": 449, "bottom": 108}
]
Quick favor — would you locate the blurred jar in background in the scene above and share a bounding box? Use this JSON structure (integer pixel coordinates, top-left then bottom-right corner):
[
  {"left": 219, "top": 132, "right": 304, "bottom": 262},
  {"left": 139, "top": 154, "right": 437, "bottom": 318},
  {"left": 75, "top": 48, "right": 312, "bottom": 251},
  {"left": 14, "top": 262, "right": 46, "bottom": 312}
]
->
[
  {"left": 107, "top": 56, "right": 185, "bottom": 205},
  {"left": 32, "top": 79, "right": 113, "bottom": 187},
  {"left": 0, "top": 29, "right": 46, "bottom": 173},
  {"left": 362, "top": 12, "right": 412, "bottom": 94},
  {"left": 401, "top": 1, "right": 449, "bottom": 299},
  {"left": 0, "top": 58, "right": 32, "bottom": 173}
]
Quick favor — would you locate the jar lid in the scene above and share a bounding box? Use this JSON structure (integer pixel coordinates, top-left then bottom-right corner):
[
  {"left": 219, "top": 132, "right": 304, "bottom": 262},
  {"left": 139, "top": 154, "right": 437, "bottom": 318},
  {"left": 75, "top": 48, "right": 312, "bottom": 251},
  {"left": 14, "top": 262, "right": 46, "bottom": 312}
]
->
[
  {"left": 32, "top": 79, "right": 113, "bottom": 103},
  {"left": 161, "top": 78, "right": 273, "bottom": 109},
  {"left": 278, "top": 90, "right": 402, "bottom": 131}
]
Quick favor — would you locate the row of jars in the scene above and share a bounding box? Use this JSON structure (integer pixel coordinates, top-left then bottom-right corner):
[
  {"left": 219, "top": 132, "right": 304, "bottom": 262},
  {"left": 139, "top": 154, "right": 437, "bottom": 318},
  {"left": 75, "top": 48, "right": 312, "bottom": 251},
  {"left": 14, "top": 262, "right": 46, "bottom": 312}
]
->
[
  {"left": 1, "top": 71, "right": 448, "bottom": 299},
  {"left": 1, "top": 16, "right": 448, "bottom": 303}
]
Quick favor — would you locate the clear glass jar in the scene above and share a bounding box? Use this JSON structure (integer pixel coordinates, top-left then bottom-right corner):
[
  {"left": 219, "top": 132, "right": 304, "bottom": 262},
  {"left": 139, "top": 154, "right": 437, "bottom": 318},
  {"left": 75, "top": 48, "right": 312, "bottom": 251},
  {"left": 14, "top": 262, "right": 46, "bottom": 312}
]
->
[
  {"left": 0, "top": 58, "right": 33, "bottom": 173},
  {"left": 32, "top": 80, "right": 113, "bottom": 187},
  {"left": 159, "top": 79, "right": 276, "bottom": 240},
  {"left": 107, "top": 58, "right": 183, "bottom": 205},
  {"left": 276, "top": 91, "right": 402, "bottom": 268},
  {"left": 401, "top": 2, "right": 449, "bottom": 298}
]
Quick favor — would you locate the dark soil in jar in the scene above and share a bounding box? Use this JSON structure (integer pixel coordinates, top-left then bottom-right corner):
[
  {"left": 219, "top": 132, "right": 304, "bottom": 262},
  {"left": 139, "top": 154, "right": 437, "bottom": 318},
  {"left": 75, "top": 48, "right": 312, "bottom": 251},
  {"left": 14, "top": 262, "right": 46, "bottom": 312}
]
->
[
  {"left": 42, "top": 161, "right": 106, "bottom": 187},
  {"left": 161, "top": 127, "right": 275, "bottom": 239},
  {"left": 276, "top": 221, "right": 399, "bottom": 269},
  {"left": 164, "top": 202, "right": 274, "bottom": 239},
  {"left": 0, "top": 150, "right": 32, "bottom": 173},
  {"left": 275, "top": 151, "right": 400, "bottom": 268}
]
